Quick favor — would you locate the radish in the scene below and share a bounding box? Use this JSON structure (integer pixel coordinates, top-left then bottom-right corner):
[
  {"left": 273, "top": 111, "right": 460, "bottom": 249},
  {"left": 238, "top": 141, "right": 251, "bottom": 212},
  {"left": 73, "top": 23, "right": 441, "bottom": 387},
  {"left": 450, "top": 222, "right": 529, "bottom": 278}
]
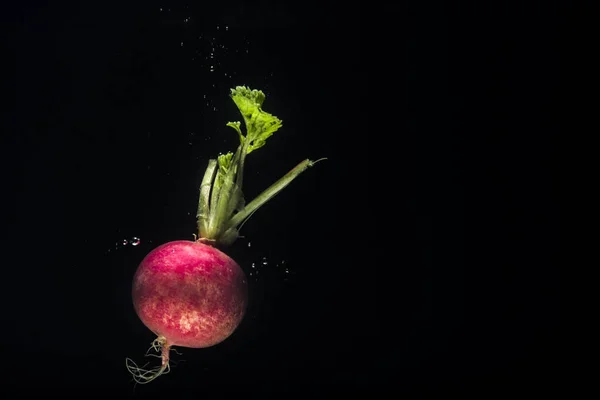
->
[{"left": 126, "top": 86, "right": 325, "bottom": 383}]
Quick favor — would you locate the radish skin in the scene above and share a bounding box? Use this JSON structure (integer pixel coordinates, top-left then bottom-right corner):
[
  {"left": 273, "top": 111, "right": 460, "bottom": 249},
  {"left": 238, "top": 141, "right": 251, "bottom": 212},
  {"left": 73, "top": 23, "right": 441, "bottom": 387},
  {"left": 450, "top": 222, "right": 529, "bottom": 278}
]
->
[{"left": 133, "top": 240, "right": 248, "bottom": 348}]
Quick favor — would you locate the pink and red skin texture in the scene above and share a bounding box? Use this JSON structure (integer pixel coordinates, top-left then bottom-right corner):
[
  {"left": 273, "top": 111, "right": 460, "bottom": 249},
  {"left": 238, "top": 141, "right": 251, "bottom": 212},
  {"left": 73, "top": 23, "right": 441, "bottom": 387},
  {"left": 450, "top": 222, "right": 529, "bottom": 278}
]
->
[{"left": 132, "top": 240, "right": 248, "bottom": 348}]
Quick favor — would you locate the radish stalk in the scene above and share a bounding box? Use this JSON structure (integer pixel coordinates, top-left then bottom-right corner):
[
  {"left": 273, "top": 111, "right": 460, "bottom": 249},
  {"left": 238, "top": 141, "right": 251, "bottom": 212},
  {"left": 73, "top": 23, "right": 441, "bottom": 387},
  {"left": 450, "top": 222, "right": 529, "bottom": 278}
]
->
[
  {"left": 196, "top": 86, "right": 326, "bottom": 248},
  {"left": 221, "top": 157, "right": 328, "bottom": 239}
]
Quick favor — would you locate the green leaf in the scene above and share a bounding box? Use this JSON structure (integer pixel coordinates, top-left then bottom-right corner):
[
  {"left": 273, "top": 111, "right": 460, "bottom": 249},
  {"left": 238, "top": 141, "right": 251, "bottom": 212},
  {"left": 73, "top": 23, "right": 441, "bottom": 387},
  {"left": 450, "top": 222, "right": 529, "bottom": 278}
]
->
[
  {"left": 216, "top": 152, "right": 233, "bottom": 187},
  {"left": 226, "top": 121, "right": 244, "bottom": 144},
  {"left": 218, "top": 152, "right": 233, "bottom": 172},
  {"left": 230, "top": 86, "right": 265, "bottom": 120},
  {"left": 247, "top": 111, "right": 282, "bottom": 153},
  {"left": 230, "top": 86, "right": 283, "bottom": 154}
]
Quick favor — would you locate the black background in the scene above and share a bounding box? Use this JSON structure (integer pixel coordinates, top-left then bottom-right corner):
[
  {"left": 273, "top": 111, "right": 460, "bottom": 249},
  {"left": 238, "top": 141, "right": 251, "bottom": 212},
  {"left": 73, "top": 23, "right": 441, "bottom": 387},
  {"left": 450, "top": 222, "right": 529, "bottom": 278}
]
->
[{"left": 2, "top": 0, "right": 561, "bottom": 396}]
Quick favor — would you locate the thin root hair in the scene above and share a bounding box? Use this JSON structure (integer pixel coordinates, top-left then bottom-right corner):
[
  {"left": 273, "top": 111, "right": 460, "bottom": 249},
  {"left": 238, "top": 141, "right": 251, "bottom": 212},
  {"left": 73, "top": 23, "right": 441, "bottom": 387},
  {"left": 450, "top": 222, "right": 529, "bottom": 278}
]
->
[{"left": 125, "top": 336, "right": 171, "bottom": 385}]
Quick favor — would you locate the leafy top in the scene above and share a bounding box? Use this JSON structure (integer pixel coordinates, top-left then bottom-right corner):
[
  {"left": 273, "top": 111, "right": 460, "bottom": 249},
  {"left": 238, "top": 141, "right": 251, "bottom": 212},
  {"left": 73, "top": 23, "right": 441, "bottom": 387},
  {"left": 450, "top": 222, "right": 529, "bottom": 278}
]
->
[{"left": 228, "top": 86, "right": 283, "bottom": 154}]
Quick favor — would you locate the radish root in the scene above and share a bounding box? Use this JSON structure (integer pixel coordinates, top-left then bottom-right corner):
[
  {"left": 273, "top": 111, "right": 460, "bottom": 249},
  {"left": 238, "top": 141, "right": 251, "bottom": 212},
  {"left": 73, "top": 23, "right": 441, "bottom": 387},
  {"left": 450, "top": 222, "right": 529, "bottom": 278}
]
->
[{"left": 126, "top": 336, "right": 172, "bottom": 384}]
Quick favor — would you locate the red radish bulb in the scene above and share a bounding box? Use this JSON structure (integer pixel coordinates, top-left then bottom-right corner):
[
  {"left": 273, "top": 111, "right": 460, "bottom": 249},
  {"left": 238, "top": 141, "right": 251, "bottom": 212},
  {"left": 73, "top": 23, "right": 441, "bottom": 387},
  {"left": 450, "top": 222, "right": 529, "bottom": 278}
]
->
[
  {"left": 132, "top": 240, "right": 248, "bottom": 348},
  {"left": 126, "top": 86, "right": 325, "bottom": 384}
]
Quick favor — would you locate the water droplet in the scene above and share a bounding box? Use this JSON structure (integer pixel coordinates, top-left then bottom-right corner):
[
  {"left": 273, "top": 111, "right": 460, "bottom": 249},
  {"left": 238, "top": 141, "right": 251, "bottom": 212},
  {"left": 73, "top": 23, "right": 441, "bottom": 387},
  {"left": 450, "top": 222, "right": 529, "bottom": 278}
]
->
[
  {"left": 251, "top": 262, "right": 256, "bottom": 268},
  {"left": 131, "top": 237, "right": 141, "bottom": 246},
  {"left": 262, "top": 257, "right": 268, "bottom": 266},
  {"left": 248, "top": 242, "right": 252, "bottom": 247},
  {"left": 181, "top": 42, "right": 184, "bottom": 46},
  {"left": 122, "top": 239, "right": 128, "bottom": 245},
  {"left": 285, "top": 269, "right": 290, "bottom": 274},
  {"left": 225, "top": 25, "right": 229, "bottom": 31}
]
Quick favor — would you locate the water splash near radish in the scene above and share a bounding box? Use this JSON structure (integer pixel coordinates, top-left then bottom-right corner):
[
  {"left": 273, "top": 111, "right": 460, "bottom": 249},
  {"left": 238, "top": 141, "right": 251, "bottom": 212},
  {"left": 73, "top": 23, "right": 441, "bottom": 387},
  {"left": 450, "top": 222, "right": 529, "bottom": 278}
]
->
[{"left": 126, "top": 86, "right": 325, "bottom": 384}]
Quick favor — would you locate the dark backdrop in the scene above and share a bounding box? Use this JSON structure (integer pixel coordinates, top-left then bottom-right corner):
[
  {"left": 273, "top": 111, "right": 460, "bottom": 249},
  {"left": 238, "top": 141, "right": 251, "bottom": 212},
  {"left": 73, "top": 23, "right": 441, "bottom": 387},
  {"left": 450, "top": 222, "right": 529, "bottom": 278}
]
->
[{"left": 2, "top": 0, "right": 561, "bottom": 396}]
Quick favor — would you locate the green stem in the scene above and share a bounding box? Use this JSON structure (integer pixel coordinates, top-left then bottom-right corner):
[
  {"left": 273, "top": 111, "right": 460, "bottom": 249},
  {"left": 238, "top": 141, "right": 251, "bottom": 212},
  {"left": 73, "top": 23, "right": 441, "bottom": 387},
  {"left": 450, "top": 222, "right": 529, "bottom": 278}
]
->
[
  {"left": 197, "top": 159, "right": 218, "bottom": 238},
  {"left": 225, "top": 158, "right": 327, "bottom": 232},
  {"left": 208, "top": 146, "right": 242, "bottom": 236}
]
